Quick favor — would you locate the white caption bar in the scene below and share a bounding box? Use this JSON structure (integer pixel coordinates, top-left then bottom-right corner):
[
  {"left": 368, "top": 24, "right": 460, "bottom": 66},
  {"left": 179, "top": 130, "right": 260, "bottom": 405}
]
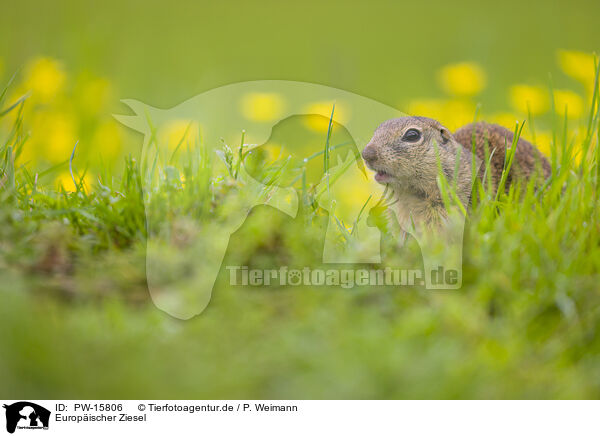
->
[{"left": 1, "top": 400, "right": 598, "bottom": 436}]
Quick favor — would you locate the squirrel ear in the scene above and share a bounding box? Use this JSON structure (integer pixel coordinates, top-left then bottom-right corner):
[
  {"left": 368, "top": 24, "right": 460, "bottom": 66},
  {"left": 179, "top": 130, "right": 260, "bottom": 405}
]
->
[{"left": 440, "top": 128, "right": 451, "bottom": 145}]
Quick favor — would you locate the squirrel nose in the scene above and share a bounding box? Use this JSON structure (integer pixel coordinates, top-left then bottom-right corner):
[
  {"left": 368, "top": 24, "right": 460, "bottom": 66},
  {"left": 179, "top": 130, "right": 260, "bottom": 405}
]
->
[{"left": 362, "top": 144, "right": 377, "bottom": 163}]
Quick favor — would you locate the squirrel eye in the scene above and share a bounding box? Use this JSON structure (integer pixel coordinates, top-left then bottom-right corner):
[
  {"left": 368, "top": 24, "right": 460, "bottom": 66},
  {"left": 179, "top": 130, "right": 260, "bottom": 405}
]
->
[{"left": 402, "top": 128, "right": 421, "bottom": 142}]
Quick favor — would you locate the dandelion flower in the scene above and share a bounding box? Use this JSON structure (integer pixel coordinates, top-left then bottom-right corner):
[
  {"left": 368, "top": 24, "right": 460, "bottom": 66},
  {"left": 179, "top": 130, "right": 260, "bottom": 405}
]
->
[
  {"left": 158, "top": 119, "right": 200, "bottom": 150},
  {"left": 553, "top": 89, "right": 583, "bottom": 119},
  {"left": 78, "top": 77, "right": 112, "bottom": 114},
  {"left": 489, "top": 112, "right": 519, "bottom": 130},
  {"left": 438, "top": 62, "right": 487, "bottom": 97},
  {"left": 91, "top": 120, "right": 122, "bottom": 159},
  {"left": 303, "top": 101, "right": 350, "bottom": 132},
  {"left": 55, "top": 170, "right": 93, "bottom": 193},
  {"left": 407, "top": 99, "right": 445, "bottom": 122},
  {"left": 320, "top": 154, "right": 377, "bottom": 218},
  {"left": 407, "top": 98, "right": 475, "bottom": 131},
  {"left": 29, "top": 111, "right": 77, "bottom": 163},
  {"left": 24, "top": 57, "right": 66, "bottom": 103},
  {"left": 533, "top": 131, "right": 552, "bottom": 157},
  {"left": 557, "top": 50, "right": 596, "bottom": 93},
  {"left": 241, "top": 93, "right": 285, "bottom": 122},
  {"left": 509, "top": 85, "right": 549, "bottom": 116},
  {"left": 443, "top": 100, "right": 477, "bottom": 130}
]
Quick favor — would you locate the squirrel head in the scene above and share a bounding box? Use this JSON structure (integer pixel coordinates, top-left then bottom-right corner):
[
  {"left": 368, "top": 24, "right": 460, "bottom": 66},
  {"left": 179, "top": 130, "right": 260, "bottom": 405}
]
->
[{"left": 361, "top": 116, "right": 456, "bottom": 194}]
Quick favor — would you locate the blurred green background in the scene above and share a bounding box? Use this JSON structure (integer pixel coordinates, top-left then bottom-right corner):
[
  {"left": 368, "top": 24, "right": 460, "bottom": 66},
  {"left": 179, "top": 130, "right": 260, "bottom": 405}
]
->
[
  {"left": 1, "top": 0, "right": 600, "bottom": 399},
  {"left": 2, "top": 0, "right": 599, "bottom": 110}
]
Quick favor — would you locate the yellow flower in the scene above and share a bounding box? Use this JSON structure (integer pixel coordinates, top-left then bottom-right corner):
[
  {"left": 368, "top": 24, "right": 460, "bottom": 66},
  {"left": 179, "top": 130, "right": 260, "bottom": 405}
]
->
[
  {"left": 158, "top": 119, "right": 200, "bottom": 150},
  {"left": 303, "top": 101, "right": 350, "bottom": 132},
  {"left": 323, "top": 153, "right": 378, "bottom": 219},
  {"left": 557, "top": 50, "right": 596, "bottom": 92},
  {"left": 443, "top": 100, "right": 477, "bottom": 131},
  {"left": 509, "top": 85, "right": 549, "bottom": 115},
  {"left": 407, "top": 98, "right": 476, "bottom": 131},
  {"left": 91, "top": 120, "right": 122, "bottom": 159},
  {"left": 30, "top": 111, "right": 77, "bottom": 163},
  {"left": 535, "top": 131, "right": 553, "bottom": 157},
  {"left": 553, "top": 89, "right": 583, "bottom": 119},
  {"left": 55, "top": 170, "right": 93, "bottom": 193},
  {"left": 241, "top": 93, "right": 285, "bottom": 122},
  {"left": 489, "top": 112, "right": 519, "bottom": 130},
  {"left": 407, "top": 98, "right": 445, "bottom": 121},
  {"left": 78, "top": 77, "right": 112, "bottom": 114},
  {"left": 24, "top": 57, "right": 66, "bottom": 103},
  {"left": 438, "top": 62, "right": 487, "bottom": 97}
]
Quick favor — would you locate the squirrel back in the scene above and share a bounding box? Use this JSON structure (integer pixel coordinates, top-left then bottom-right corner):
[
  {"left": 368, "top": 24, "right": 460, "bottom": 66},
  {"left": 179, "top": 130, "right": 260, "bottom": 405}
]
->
[{"left": 453, "top": 122, "right": 551, "bottom": 193}]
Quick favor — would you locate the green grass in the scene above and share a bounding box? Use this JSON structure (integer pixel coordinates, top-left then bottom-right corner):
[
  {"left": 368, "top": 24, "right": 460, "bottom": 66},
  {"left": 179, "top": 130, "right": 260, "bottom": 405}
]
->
[{"left": 1, "top": 64, "right": 600, "bottom": 399}]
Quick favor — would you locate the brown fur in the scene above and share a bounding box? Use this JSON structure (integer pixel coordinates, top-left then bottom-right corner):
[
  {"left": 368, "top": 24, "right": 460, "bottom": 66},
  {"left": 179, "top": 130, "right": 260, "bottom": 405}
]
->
[
  {"left": 362, "top": 116, "right": 551, "bottom": 229},
  {"left": 453, "top": 121, "right": 551, "bottom": 193}
]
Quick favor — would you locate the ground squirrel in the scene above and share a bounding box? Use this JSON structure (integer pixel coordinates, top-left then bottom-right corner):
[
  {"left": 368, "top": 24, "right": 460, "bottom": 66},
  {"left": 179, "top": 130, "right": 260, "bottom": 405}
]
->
[{"left": 361, "top": 116, "right": 551, "bottom": 228}]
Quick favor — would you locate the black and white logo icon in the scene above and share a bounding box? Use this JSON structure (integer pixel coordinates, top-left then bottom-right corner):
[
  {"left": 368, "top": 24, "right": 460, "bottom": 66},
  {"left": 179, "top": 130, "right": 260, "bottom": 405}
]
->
[{"left": 3, "top": 402, "right": 50, "bottom": 434}]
